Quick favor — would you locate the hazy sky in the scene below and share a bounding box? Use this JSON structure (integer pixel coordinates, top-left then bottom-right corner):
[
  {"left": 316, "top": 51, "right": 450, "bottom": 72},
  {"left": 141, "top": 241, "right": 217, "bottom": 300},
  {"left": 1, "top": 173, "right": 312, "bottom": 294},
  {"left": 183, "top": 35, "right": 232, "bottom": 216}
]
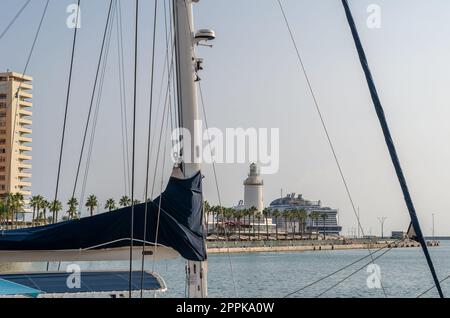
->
[{"left": 1, "top": 0, "right": 450, "bottom": 236}]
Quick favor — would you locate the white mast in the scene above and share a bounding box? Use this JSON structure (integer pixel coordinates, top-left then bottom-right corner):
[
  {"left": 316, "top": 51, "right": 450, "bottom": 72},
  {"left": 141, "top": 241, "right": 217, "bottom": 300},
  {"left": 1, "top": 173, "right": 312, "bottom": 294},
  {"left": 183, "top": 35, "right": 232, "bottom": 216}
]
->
[{"left": 173, "top": 0, "right": 215, "bottom": 298}]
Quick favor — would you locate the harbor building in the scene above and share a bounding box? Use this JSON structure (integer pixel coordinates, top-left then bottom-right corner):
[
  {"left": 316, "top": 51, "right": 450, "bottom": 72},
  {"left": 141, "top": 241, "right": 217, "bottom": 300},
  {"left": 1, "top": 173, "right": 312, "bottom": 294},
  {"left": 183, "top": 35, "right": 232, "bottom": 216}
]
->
[
  {"left": 0, "top": 72, "right": 32, "bottom": 197},
  {"left": 269, "top": 193, "right": 342, "bottom": 236}
]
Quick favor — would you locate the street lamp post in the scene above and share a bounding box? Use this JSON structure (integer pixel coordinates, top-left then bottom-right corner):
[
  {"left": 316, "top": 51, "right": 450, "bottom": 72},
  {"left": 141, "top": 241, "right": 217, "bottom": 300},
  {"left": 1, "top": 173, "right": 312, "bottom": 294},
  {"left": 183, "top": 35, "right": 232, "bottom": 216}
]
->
[
  {"left": 378, "top": 217, "right": 387, "bottom": 239},
  {"left": 432, "top": 214, "right": 435, "bottom": 240}
]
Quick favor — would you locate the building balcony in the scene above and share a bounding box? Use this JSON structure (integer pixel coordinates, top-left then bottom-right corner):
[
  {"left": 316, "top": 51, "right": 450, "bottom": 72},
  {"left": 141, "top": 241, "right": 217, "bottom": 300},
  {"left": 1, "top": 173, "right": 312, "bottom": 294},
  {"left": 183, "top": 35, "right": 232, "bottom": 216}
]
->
[
  {"left": 18, "top": 172, "right": 32, "bottom": 178},
  {"left": 17, "top": 153, "right": 32, "bottom": 161},
  {"left": 17, "top": 181, "right": 32, "bottom": 187},
  {"left": 18, "top": 144, "right": 32, "bottom": 152},
  {"left": 20, "top": 92, "right": 32, "bottom": 99},
  {"left": 18, "top": 162, "right": 32, "bottom": 169},
  {"left": 19, "top": 83, "right": 32, "bottom": 90},
  {"left": 18, "top": 190, "right": 32, "bottom": 196},
  {"left": 18, "top": 135, "right": 32, "bottom": 143},
  {"left": 18, "top": 109, "right": 32, "bottom": 116},
  {"left": 19, "top": 100, "right": 32, "bottom": 107},
  {"left": 18, "top": 126, "right": 32, "bottom": 134},
  {"left": 19, "top": 118, "right": 32, "bottom": 125}
]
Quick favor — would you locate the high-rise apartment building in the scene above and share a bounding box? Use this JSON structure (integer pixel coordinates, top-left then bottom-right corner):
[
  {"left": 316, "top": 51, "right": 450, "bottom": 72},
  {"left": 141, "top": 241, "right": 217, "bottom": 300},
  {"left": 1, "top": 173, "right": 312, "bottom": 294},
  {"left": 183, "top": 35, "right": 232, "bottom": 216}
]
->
[{"left": 0, "top": 72, "right": 32, "bottom": 197}]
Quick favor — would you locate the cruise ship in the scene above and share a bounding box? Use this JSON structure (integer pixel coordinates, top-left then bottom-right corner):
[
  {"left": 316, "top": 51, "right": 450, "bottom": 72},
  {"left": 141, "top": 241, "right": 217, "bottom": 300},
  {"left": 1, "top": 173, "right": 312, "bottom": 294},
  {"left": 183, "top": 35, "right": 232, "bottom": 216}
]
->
[{"left": 269, "top": 193, "right": 342, "bottom": 236}]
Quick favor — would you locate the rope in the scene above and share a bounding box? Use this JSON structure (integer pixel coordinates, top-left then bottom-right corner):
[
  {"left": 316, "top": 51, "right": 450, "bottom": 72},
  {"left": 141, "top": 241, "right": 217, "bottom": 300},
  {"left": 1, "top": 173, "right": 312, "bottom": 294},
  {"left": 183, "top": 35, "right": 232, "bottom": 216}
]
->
[
  {"left": 0, "top": 0, "right": 32, "bottom": 41},
  {"left": 116, "top": 0, "right": 131, "bottom": 197},
  {"left": 198, "top": 82, "right": 238, "bottom": 297},
  {"left": 316, "top": 244, "right": 395, "bottom": 298},
  {"left": 341, "top": 0, "right": 443, "bottom": 298},
  {"left": 152, "top": 103, "right": 171, "bottom": 298},
  {"left": 283, "top": 240, "right": 397, "bottom": 298},
  {"left": 129, "top": 0, "right": 140, "bottom": 298},
  {"left": 54, "top": 0, "right": 81, "bottom": 214},
  {"left": 7, "top": 0, "right": 50, "bottom": 199},
  {"left": 276, "top": 0, "right": 387, "bottom": 297},
  {"left": 77, "top": 0, "right": 116, "bottom": 217},
  {"left": 140, "top": 0, "right": 159, "bottom": 298},
  {"left": 71, "top": 0, "right": 114, "bottom": 199},
  {"left": 417, "top": 274, "right": 450, "bottom": 298}
]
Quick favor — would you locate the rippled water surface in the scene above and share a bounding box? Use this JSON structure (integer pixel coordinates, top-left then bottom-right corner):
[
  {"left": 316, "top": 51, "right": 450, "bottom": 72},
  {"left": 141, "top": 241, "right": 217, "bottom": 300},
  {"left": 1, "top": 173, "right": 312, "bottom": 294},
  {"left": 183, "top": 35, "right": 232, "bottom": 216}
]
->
[{"left": 2, "top": 241, "right": 449, "bottom": 298}]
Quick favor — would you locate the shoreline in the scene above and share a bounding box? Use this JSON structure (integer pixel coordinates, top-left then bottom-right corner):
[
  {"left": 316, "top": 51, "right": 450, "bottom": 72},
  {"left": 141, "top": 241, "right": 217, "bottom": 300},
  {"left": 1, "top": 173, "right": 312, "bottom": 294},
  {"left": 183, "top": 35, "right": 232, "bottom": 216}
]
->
[{"left": 206, "top": 240, "right": 440, "bottom": 255}]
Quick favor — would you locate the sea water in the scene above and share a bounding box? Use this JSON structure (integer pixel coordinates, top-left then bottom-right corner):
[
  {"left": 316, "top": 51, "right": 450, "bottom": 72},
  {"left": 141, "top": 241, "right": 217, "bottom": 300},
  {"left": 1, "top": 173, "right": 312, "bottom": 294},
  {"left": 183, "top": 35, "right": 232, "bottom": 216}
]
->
[{"left": 2, "top": 241, "right": 449, "bottom": 298}]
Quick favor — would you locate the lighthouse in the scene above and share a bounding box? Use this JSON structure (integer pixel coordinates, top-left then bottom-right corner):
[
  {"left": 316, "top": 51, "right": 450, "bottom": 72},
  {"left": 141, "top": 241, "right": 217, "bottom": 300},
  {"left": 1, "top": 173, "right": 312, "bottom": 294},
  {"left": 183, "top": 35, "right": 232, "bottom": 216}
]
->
[{"left": 243, "top": 163, "right": 264, "bottom": 213}]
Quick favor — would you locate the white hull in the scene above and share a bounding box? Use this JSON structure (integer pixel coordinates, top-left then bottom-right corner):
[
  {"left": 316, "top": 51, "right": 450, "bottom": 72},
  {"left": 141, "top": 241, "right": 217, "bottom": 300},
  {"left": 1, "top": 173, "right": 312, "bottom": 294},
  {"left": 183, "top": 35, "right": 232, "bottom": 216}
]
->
[{"left": 0, "top": 246, "right": 179, "bottom": 263}]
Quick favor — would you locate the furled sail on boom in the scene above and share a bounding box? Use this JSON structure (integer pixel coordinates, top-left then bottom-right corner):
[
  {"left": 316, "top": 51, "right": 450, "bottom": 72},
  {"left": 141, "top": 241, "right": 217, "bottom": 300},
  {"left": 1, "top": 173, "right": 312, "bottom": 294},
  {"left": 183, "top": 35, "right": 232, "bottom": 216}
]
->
[{"left": 0, "top": 169, "right": 207, "bottom": 263}]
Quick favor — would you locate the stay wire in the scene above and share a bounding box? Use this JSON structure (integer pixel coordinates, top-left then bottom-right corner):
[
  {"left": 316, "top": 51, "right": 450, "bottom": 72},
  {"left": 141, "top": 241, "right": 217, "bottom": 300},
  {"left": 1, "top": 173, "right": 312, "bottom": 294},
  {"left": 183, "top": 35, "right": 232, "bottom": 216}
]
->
[
  {"left": 71, "top": 0, "right": 114, "bottom": 199},
  {"left": 54, "top": 0, "right": 81, "bottom": 209},
  {"left": 78, "top": 0, "right": 116, "bottom": 217},
  {"left": 417, "top": 274, "right": 450, "bottom": 298},
  {"left": 116, "top": 0, "right": 131, "bottom": 197},
  {"left": 198, "top": 82, "right": 238, "bottom": 298},
  {"left": 276, "top": 0, "right": 387, "bottom": 297},
  {"left": 315, "top": 238, "right": 406, "bottom": 298},
  {"left": 0, "top": 0, "right": 32, "bottom": 41},
  {"left": 7, "top": 0, "right": 50, "bottom": 199},
  {"left": 140, "top": 0, "right": 159, "bottom": 299},
  {"left": 129, "top": 0, "right": 140, "bottom": 298},
  {"left": 283, "top": 239, "right": 398, "bottom": 298}
]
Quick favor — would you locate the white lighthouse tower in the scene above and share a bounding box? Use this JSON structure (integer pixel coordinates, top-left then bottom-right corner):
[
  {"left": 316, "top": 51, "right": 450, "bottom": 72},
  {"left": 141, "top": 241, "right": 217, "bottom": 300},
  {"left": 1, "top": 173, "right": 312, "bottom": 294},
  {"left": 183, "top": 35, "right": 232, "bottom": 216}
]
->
[{"left": 243, "top": 163, "right": 264, "bottom": 213}]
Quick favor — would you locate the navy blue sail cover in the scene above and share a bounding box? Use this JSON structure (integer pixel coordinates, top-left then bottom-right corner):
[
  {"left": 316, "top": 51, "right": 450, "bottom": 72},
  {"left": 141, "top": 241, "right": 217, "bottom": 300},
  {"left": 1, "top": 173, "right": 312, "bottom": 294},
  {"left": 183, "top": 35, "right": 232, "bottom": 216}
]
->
[{"left": 0, "top": 172, "right": 206, "bottom": 262}]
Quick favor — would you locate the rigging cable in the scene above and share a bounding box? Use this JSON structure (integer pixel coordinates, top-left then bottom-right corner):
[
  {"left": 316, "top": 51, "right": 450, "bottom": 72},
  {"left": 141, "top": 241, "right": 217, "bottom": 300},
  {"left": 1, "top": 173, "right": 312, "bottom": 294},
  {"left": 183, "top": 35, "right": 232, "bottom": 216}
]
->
[
  {"left": 417, "top": 274, "right": 450, "bottom": 298},
  {"left": 341, "top": 0, "right": 444, "bottom": 298},
  {"left": 140, "top": 0, "right": 159, "bottom": 299},
  {"left": 78, "top": 0, "right": 116, "bottom": 217},
  {"left": 7, "top": 0, "right": 50, "bottom": 204},
  {"left": 129, "top": 0, "right": 140, "bottom": 298},
  {"left": 276, "top": 0, "right": 387, "bottom": 297},
  {"left": 152, "top": 98, "right": 172, "bottom": 298},
  {"left": 315, "top": 238, "right": 406, "bottom": 298},
  {"left": 116, "top": 0, "right": 131, "bottom": 197},
  {"left": 0, "top": 0, "right": 32, "bottom": 41},
  {"left": 54, "top": 0, "right": 81, "bottom": 213},
  {"left": 179, "top": 0, "right": 238, "bottom": 297},
  {"left": 198, "top": 82, "right": 238, "bottom": 297},
  {"left": 283, "top": 239, "right": 397, "bottom": 298},
  {"left": 71, "top": 0, "right": 114, "bottom": 199}
]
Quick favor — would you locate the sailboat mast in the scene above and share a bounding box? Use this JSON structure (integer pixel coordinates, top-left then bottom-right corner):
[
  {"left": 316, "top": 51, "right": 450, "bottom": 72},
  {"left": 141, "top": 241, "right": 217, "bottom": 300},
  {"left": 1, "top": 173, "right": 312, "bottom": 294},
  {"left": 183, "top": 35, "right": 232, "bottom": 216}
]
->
[
  {"left": 174, "top": 0, "right": 201, "bottom": 178},
  {"left": 173, "top": 0, "right": 208, "bottom": 298}
]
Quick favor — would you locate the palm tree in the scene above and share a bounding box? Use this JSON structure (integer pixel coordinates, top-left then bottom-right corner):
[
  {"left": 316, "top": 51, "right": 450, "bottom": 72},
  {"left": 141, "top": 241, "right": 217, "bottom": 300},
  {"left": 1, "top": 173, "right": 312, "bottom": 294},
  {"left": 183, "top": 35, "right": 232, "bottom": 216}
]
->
[
  {"left": 263, "top": 208, "right": 271, "bottom": 240},
  {"left": 250, "top": 206, "right": 257, "bottom": 238},
  {"left": 298, "top": 209, "right": 307, "bottom": 238},
  {"left": 234, "top": 210, "right": 244, "bottom": 241},
  {"left": 256, "top": 214, "right": 262, "bottom": 240},
  {"left": 8, "top": 193, "right": 25, "bottom": 229},
  {"left": 210, "top": 205, "right": 218, "bottom": 235},
  {"left": 321, "top": 213, "right": 328, "bottom": 239},
  {"left": 40, "top": 199, "right": 49, "bottom": 224},
  {"left": 310, "top": 211, "right": 320, "bottom": 239},
  {"left": 284, "top": 210, "right": 290, "bottom": 240},
  {"left": 289, "top": 210, "right": 296, "bottom": 240},
  {"left": 49, "top": 200, "right": 62, "bottom": 223},
  {"left": 67, "top": 197, "right": 79, "bottom": 220},
  {"left": 105, "top": 198, "right": 116, "bottom": 212},
  {"left": 272, "top": 209, "right": 280, "bottom": 240},
  {"left": 85, "top": 195, "right": 98, "bottom": 217},
  {"left": 119, "top": 196, "right": 131, "bottom": 207},
  {"left": 29, "top": 195, "right": 41, "bottom": 226},
  {"left": 204, "top": 201, "right": 211, "bottom": 236},
  {"left": 0, "top": 200, "right": 7, "bottom": 228}
]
